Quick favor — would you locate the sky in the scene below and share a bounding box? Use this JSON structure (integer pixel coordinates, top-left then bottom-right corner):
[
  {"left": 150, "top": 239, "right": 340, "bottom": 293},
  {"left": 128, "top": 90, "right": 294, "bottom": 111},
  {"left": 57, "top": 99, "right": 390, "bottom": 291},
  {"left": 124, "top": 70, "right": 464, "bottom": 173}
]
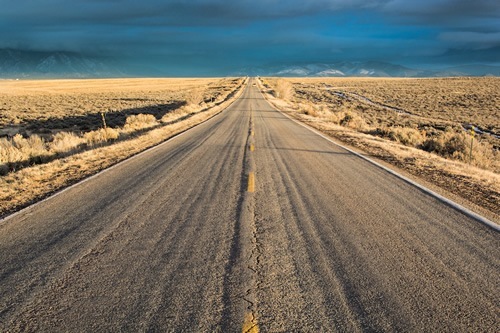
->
[{"left": 1, "top": 0, "right": 499, "bottom": 75}]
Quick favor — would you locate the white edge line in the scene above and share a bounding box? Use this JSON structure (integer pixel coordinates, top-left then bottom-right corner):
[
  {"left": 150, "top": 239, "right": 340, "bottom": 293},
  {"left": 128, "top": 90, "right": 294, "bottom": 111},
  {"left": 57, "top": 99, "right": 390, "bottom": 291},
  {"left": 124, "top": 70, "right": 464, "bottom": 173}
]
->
[
  {"left": 0, "top": 79, "right": 249, "bottom": 224},
  {"left": 257, "top": 83, "right": 499, "bottom": 232}
]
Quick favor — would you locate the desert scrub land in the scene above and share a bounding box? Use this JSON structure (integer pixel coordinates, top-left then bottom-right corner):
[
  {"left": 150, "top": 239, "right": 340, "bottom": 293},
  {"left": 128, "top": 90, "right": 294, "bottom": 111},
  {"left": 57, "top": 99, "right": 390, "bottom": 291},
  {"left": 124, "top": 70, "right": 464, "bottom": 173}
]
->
[
  {"left": 0, "top": 77, "right": 245, "bottom": 217},
  {"left": 260, "top": 77, "right": 499, "bottom": 220}
]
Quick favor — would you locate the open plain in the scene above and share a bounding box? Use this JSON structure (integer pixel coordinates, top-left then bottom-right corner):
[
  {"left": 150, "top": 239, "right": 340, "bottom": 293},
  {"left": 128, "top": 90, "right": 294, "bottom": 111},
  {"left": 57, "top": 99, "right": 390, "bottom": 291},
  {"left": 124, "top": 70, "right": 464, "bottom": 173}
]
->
[{"left": 0, "top": 78, "right": 238, "bottom": 134}]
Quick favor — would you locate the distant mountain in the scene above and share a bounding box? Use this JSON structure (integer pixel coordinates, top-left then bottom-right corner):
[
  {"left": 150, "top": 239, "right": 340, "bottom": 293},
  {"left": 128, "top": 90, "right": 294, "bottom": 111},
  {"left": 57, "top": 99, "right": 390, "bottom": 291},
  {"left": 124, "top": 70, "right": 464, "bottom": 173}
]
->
[
  {"left": 2, "top": 49, "right": 498, "bottom": 78},
  {"left": 436, "top": 64, "right": 500, "bottom": 77},
  {"left": 234, "top": 61, "right": 500, "bottom": 77},
  {"left": 0, "top": 49, "right": 124, "bottom": 78}
]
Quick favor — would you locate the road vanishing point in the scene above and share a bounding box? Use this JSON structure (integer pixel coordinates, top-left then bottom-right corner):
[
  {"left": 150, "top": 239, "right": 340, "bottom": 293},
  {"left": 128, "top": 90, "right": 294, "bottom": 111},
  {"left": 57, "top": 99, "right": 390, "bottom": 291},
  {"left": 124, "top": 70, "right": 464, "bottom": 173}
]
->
[{"left": 0, "top": 79, "right": 498, "bottom": 332}]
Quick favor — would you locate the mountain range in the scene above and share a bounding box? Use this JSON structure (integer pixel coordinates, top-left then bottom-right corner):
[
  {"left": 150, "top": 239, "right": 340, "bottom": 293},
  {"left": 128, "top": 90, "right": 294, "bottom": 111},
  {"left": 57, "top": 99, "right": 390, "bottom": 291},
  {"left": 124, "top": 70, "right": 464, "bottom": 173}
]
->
[
  {"left": 234, "top": 62, "right": 500, "bottom": 78},
  {"left": 1, "top": 49, "right": 499, "bottom": 78},
  {"left": 0, "top": 49, "right": 123, "bottom": 78}
]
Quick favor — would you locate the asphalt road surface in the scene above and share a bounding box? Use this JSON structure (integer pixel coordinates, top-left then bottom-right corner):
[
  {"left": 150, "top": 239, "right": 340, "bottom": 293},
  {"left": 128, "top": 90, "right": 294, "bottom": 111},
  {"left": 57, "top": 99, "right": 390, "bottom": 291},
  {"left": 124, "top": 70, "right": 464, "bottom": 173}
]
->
[{"left": 1, "top": 80, "right": 498, "bottom": 332}]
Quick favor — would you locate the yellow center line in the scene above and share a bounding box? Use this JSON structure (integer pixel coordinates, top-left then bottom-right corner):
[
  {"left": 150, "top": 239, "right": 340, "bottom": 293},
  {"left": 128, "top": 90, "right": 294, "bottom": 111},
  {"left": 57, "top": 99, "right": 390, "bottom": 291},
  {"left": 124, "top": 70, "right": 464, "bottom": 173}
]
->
[
  {"left": 244, "top": 103, "right": 258, "bottom": 333},
  {"left": 242, "top": 312, "right": 259, "bottom": 333},
  {"left": 247, "top": 172, "right": 255, "bottom": 193}
]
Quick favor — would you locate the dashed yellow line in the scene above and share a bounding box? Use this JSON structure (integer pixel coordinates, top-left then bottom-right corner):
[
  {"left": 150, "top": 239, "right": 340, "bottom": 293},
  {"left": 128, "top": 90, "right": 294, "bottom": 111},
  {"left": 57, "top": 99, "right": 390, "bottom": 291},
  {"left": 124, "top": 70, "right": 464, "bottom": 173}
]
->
[
  {"left": 243, "top": 105, "right": 258, "bottom": 333},
  {"left": 242, "top": 312, "right": 259, "bottom": 333},
  {"left": 247, "top": 172, "right": 255, "bottom": 193}
]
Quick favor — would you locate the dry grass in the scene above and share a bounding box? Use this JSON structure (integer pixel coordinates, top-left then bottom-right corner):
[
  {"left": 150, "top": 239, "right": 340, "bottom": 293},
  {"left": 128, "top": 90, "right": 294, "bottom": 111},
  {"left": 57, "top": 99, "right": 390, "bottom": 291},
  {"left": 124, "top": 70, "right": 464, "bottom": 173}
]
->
[
  {"left": 0, "top": 77, "right": 245, "bottom": 217},
  {"left": 285, "top": 77, "right": 499, "bottom": 133},
  {"left": 0, "top": 78, "right": 242, "bottom": 173},
  {"left": 260, "top": 77, "right": 499, "bottom": 220},
  {"left": 273, "top": 79, "right": 294, "bottom": 100},
  {"left": 123, "top": 114, "right": 158, "bottom": 131},
  {"left": 50, "top": 131, "right": 85, "bottom": 154},
  {"left": 83, "top": 127, "right": 120, "bottom": 146},
  {"left": 0, "top": 78, "right": 241, "bottom": 134}
]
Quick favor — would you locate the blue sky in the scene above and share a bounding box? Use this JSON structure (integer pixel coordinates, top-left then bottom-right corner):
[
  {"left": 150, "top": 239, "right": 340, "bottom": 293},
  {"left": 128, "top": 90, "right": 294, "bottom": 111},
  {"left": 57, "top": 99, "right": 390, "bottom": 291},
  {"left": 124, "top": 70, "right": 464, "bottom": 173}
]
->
[{"left": 1, "top": 0, "right": 499, "bottom": 75}]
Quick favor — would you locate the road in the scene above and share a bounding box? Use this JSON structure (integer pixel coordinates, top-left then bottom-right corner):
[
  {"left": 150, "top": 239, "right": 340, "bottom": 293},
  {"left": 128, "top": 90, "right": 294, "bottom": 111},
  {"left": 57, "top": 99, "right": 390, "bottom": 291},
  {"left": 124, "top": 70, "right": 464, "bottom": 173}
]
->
[{"left": 0, "top": 79, "right": 498, "bottom": 332}]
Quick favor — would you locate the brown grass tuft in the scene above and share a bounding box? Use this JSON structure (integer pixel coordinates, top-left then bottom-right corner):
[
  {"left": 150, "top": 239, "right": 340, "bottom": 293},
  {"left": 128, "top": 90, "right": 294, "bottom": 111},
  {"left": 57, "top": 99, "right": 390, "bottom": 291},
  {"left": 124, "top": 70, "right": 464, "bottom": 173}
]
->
[
  {"left": 1, "top": 134, "right": 47, "bottom": 162},
  {"left": 340, "top": 112, "right": 367, "bottom": 131},
  {"left": 374, "top": 127, "right": 426, "bottom": 147},
  {"left": 186, "top": 87, "right": 205, "bottom": 106},
  {"left": 83, "top": 128, "right": 120, "bottom": 146},
  {"left": 0, "top": 134, "right": 50, "bottom": 175},
  {"left": 50, "top": 132, "right": 85, "bottom": 155},
  {"left": 274, "top": 79, "right": 294, "bottom": 100},
  {"left": 422, "top": 130, "right": 499, "bottom": 171},
  {"left": 124, "top": 114, "right": 158, "bottom": 131}
]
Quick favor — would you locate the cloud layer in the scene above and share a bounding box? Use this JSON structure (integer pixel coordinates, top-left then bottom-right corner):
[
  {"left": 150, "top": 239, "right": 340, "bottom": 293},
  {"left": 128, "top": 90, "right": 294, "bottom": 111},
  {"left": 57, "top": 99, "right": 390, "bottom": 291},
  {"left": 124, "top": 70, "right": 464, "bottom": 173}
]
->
[{"left": 1, "top": 0, "right": 498, "bottom": 74}]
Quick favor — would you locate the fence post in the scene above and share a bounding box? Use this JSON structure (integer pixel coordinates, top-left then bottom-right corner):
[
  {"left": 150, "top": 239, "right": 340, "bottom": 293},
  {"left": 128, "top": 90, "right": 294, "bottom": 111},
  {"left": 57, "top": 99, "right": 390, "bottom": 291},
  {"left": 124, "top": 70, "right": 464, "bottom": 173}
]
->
[{"left": 101, "top": 112, "right": 107, "bottom": 129}]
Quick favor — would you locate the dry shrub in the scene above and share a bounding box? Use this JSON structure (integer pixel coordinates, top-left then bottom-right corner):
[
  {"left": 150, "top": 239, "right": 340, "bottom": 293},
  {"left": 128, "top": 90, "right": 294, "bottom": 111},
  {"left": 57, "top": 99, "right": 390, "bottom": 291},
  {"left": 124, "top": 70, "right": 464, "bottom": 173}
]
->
[
  {"left": 422, "top": 130, "right": 498, "bottom": 171},
  {"left": 124, "top": 114, "right": 158, "bottom": 131},
  {"left": 300, "top": 103, "right": 333, "bottom": 118},
  {"left": 377, "top": 127, "right": 426, "bottom": 147},
  {"left": 340, "top": 112, "right": 367, "bottom": 130},
  {"left": 260, "top": 78, "right": 271, "bottom": 89},
  {"left": 186, "top": 88, "right": 205, "bottom": 106},
  {"left": 50, "top": 132, "right": 84, "bottom": 154},
  {"left": 0, "top": 136, "right": 24, "bottom": 164},
  {"left": 26, "top": 135, "right": 47, "bottom": 155},
  {"left": 471, "top": 140, "right": 500, "bottom": 172},
  {"left": 0, "top": 134, "right": 48, "bottom": 164},
  {"left": 274, "top": 79, "right": 294, "bottom": 100},
  {"left": 422, "top": 130, "right": 468, "bottom": 158},
  {"left": 301, "top": 103, "right": 319, "bottom": 117},
  {"left": 0, "top": 134, "right": 51, "bottom": 175},
  {"left": 161, "top": 109, "right": 187, "bottom": 123},
  {"left": 84, "top": 128, "right": 119, "bottom": 146},
  {"left": 324, "top": 111, "right": 345, "bottom": 124}
]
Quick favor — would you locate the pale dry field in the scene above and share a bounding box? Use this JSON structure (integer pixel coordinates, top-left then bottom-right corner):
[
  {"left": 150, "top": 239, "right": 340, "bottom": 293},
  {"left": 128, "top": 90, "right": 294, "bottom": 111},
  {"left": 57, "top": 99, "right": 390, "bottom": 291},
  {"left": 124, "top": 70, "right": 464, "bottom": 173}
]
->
[
  {"left": 0, "top": 78, "right": 239, "bottom": 135},
  {"left": 261, "top": 77, "right": 499, "bottom": 220},
  {"left": 289, "top": 77, "right": 499, "bottom": 134},
  {"left": 0, "top": 78, "right": 245, "bottom": 216}
]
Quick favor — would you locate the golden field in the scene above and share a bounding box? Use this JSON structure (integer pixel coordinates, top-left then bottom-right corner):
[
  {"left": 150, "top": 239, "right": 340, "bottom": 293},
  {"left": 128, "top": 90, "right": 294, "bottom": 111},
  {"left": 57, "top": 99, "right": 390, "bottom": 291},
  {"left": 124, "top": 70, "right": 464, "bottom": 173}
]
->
[
  {"left": 260, "top": 77, "right": 499, "bottom": 220},
  {"left": 290, "top": 77, "right": 499, "bottom": 134},
  {"left": 0, "top": 78, "right": 245, "bottom": 216},
  {"left": 0, "top": 78, "right": 240, "bottom": 136}
]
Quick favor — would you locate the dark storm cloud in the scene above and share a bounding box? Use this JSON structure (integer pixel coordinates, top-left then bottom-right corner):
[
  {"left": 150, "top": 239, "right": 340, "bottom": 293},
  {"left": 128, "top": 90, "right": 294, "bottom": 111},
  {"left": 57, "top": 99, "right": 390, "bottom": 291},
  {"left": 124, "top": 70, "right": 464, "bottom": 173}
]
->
[
  {"left": 1, "top": 0, "right": 378, "bottom": 23},
  {"left": 383, "top": 0, "right": 498, "bottom": 17},
  {"left": 0, "top": 0, "right": 499, "bottom": 73},
  {"left": 3, "top": 0, "right": 496, "bottom": 24}
]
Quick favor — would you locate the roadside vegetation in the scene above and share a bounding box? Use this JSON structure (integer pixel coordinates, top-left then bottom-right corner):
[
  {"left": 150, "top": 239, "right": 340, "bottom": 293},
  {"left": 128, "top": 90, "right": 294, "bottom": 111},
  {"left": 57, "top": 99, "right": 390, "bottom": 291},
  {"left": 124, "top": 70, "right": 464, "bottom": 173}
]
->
[
  {"left": 0, "top": 78, "right": 245, "bottom": 217},
  {"left": 259, "top": 77, "right": 499, "bottom": 219}
]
